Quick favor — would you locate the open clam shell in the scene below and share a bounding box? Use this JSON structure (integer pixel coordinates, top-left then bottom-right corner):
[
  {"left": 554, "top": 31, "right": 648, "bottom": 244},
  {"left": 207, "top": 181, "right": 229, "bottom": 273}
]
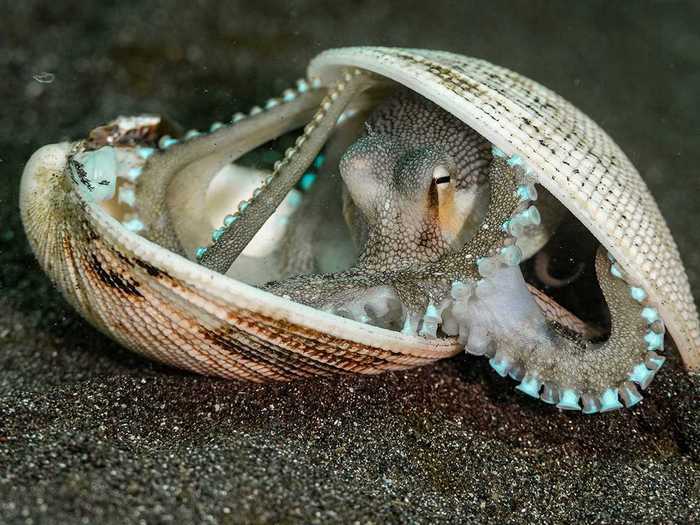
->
[{"left": 20, "top": 47, "right": 699, "bottom": 402}]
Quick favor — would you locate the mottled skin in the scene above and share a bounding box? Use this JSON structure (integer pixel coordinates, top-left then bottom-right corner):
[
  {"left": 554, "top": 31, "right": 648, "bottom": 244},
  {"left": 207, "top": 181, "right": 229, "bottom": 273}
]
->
[
  {"left": 262, "top": 90, "right": 499, "bottom": 313},
  {"left": 258, "top": 92, "right": 535, "bottom": 312},
  {"left": 342, "top": 88, "right": 491, "bottom": 271}
]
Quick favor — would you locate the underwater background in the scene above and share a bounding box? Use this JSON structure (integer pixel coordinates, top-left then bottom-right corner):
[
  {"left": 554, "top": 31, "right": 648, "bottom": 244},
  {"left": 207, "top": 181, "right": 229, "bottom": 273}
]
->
[{"left": 1, "top": 1, "right": 699, "bottom": 523}]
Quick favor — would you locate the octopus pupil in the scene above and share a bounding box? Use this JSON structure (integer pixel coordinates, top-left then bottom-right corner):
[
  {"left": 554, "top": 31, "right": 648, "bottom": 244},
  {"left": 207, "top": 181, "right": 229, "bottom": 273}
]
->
[{"left": 434, "top": 175, "right": 450, "bottom": 185}]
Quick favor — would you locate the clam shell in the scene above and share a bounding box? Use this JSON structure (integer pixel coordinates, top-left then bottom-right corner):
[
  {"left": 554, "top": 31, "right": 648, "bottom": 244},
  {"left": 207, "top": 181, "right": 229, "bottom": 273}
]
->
[
  {"left": 19, "top": 46, "right": 700, "bottom": 381},
  {"left": 310, "top": 47, "right": 699, "bottom": 372}
]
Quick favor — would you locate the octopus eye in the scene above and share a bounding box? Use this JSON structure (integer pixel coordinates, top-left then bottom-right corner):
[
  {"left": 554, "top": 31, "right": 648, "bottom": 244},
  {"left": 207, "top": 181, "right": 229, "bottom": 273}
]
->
[{"left": 432, "top": 165, "right": 451, "bottom": 185}]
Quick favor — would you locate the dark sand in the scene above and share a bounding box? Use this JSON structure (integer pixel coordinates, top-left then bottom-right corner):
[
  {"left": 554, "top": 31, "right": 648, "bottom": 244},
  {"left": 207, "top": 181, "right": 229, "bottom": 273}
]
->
[{"left": 1, "top": 1, "right": 699, "bottom": 523}]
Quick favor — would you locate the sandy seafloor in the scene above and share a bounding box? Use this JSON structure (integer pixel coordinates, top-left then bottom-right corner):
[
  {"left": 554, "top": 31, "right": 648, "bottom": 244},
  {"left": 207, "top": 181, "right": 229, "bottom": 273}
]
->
[{"left": 1, "top": 1, "right": 699, "bottom": 523}]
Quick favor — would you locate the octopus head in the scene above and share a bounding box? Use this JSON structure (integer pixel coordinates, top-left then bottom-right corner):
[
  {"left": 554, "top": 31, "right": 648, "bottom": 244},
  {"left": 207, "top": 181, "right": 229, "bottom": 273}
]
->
[{"left": 340, "top": 129, "right": 466, "bottom": 269}]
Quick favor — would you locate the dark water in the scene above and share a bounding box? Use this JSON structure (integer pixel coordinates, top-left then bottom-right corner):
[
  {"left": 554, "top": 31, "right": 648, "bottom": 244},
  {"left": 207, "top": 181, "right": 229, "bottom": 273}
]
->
[{"left": 1, "top": 1, "right": 698, "bottom": 523}]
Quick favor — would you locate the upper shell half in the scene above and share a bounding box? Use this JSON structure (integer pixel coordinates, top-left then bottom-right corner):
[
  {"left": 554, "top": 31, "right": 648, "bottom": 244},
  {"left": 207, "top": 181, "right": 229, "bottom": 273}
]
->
[
  {"left": 309, "top": 46, "right": 699, "bottom": 370},
  {"left": 19, "top": 46, "right": 700, "bottom": 387}
]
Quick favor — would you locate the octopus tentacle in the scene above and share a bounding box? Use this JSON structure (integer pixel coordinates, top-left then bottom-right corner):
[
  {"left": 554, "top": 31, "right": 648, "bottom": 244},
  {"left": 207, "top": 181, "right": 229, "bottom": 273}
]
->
[
  {"left": 454, "top": 245, "right": 664, "bottom": 412},
  {"left": 437, "top": 150, "right": 666, "bottom": 412},
  {"left": 134, "top": 88, "right": 326, "bottom": 253},
  {"left": 199, "top": 70, "right": 375, "bottom": 273}
]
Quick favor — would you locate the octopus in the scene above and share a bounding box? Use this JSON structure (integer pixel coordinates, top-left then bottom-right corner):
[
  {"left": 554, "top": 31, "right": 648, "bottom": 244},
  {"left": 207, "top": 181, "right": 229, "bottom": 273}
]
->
[{"left": 186, "top": 89, "right": 665, "bottom": 412}]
